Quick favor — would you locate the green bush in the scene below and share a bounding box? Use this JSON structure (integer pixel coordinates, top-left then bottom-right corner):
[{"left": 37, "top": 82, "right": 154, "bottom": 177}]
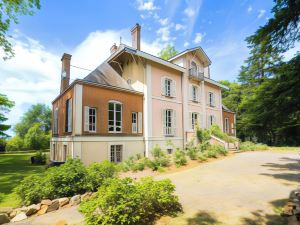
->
[
  {"left": 5, "top": 136, "right": 24, "bottom": 151},
  {"left": 148, "top": 145, "right": 170, "bottom": 171},
  {"left": 186, "top": 141, "right": 198, "bottom": 160},
  {"left": 198, "top": 153, "right": 208, "bottom": 162},
  {"left": 87, "top": 160, "right": 117, "bottom": 192},
  {"left": 173, "top": 149, "right": 187, "bottom": 167},
  {"left": 118, "top": 155, "right": 149, "bottom": 172},
  {"left": 79, "top": 177, "right": 182, "bottom": 225},
  {"left": 0, "top": 138, "right": 6, "bottom": 152},
  {"left": 196, "top": 127, "right": 211, "bottom": 143},
  {"left": 32, "top": 150, "right": 47, "bottom": 164},
  {"left": 203, "top": 145, "right": 228, "bottom": 159},
  {"left": 209, "top": 124, "right": 238, "bottom": 143},
  {"left": 239, "top": 141, "right": 269, "bottom": 151},
  {"left": 16, "top": 158, "right": 89, "bottom": 205},
  {"left": 24, "top": 123, "right": 50, "bottom": 150}
]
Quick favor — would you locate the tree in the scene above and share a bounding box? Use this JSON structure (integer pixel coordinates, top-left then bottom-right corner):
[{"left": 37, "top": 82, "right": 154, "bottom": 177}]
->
[
  {"left": 15, "top": 104, "right": 51, "bottom": 138},
  {"left": 0, "top": 93, "right": 14, "bottom": 138},
  {"left": 158, "top": 44, "right": 178, "bottom": 60},
  {"left": 0, "top": 0, "right": 41, "bottom": 60},
  {"left": 247, "top": 0, "right": 300, "bottom": 53},
  {"left": 24, "top": 123, "right": 50, "bottom": 150}
]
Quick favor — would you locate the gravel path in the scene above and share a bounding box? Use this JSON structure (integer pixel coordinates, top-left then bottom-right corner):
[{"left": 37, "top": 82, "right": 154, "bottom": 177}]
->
[{"left": 14, "top": 151, "right": 300, "bottom": 225}]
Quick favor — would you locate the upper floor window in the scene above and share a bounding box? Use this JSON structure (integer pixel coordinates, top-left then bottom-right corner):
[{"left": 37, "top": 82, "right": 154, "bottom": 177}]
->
[
  {"left": 190, "top": 85, "right": 200, "bottom": 102},
  {"left": 84, "top": 106, "right": 97, "bottom": 132},
  {"left": 162, "top": 109, "right": 176, "bottom": 136},
  {"left": 65, "top": 98, "right": 72, "bottom": 132},
  {"left": 108, "top": 101, "right": 122, "bottom": 133},
  {"left": 132, "top": 112, "right": 137, "bottom": 133},
  {"left": 208, "top": 92, "right": 215, "bottom": 107},
  {"left": 161, "top": 76, "right": 176, "bottom": 97}
]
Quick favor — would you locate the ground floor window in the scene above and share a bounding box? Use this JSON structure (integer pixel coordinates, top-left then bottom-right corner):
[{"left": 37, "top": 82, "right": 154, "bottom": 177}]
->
[
  {"left": 225, "top": 117, "right": 229, "bottom": 133},
  {"left": 110, "top": 145, "right": 123, "bottom": 163},
  {"left": 52, "top": 143, "right": 56, "bottom": 160},
  {"left": 63, "top": 145, "right": 67, "bottom": 161}
]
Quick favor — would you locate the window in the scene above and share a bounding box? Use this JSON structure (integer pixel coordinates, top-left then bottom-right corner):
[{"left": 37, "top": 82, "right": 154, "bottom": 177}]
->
[
  {"left": 63, "top": 145, "right": 67, "bottom": 161},
  {"left": 208, "top": 92, "right": 215, "bottom": 107},
  {"left": 110, "top": 145, "right": 123, "bottom": 163},
  {"left": 225, "top": 117, "right": 229, "bottom": 134},
  {"left": 132, "top": 112, "right": 137, "bottom": 133},
  {"left": 163, "top": 109, "right": 176, "bottom": 136},
  {"left": 65, "top": 98, "right": 72, "bottom": 132},
  {"left": 208, "top": 115, "right": 216, "bottom": 128},
  {"left": 52, "top": 143, "right": 56, "bottom": 160},
  {"left": 53, "top": 108, "right": 59, "bottom": 134},
  {"left": 84, "top": 107, "right": 97, "bottom": 132},
  {"left": 167, "top": 148, "right": 173, "bottom": 154},
  {"left": 165, "top": 78, "right": 172, "bottom": 97},
  {"left": 108, "top": 101, "right": 122, "bottom": 133},
  {"left": 191, "top": 112, "right": 199, "bottom": 130},
  {"left": 161, "top": 77, "right": 176, "bottom": 97}
]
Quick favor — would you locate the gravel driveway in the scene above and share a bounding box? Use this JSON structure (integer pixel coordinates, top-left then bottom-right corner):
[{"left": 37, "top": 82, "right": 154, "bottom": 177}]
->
[{"left": 15, "top": 151, "right": 300, "bottom": 225}]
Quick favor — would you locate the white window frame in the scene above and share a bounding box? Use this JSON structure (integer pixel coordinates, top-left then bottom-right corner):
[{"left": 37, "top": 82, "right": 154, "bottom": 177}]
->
[
  {"left": 163, "top": 109, "right": 176, "bottom": 136},
  {"left": 225, "top": 117, "right": 229, "bottom": 134},
  {"left": 53, "top": 107, "right": 59, "bottom": 134},
  {"left": 65, "top": 98, "right": 72, "bottom": 132},
  {"left": 88, "top": 107, "right": 97, "bottom": 132},
  {"left": 208, "top": 92, "right": 215, "bottom": 107},
  {"left": 165, "top": 78, "right": 172, "bottom": 97},
  {"left": 132, "top": 112, "right": 137, "bottom": 133},
  {"left": 108, "top": 143, "right": 124, "bottom": 163},
  {"left": 208, "top": 115, "right": 216, "bottom": 128},
  {"left": 191, "top": 112, "right": 199, "bottom": 130},
  {"left": 161, "top": 76, "right": 176, "bottom": 98},
  {"left": 108, "top": 101, "right": 122, "bottom": 133}
]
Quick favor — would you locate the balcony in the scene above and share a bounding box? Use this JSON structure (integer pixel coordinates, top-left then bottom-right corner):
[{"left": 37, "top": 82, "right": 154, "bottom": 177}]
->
[{"left": 189, "top": 68, "right": 204, "bottom": 81}]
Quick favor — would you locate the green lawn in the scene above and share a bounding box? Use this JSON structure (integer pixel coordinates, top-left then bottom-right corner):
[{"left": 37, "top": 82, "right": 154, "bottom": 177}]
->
[{"left": 0, "top": 152, "right": 47, "bottom": 207}]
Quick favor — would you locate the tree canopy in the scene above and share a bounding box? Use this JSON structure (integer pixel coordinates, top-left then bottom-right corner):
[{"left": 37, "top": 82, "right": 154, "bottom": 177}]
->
[
  {"left": 158, "top": 44, "right": 178, "bottom": 60},
  {"left": 0, "top": 93, "right": 14, "bottom": 138},
  {"left": 0, "top": 0, "right": 40, "bottom": 60}
]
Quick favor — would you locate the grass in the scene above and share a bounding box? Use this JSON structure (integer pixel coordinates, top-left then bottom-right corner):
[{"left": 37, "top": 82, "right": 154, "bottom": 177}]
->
[
  {"left": 0, "top": 152, "right": 47, "bottom": 207},
  {"left": 268, "top": 146, "right": 300, "bottom": 151}
]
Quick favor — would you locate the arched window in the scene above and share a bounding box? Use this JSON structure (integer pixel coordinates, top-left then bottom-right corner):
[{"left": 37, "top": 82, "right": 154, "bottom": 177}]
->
[{"left": 108, "top": 101, "right": 122, "bottom": 133}]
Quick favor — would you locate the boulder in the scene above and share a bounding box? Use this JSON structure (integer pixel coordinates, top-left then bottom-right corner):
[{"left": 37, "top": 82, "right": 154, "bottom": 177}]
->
[
  {"left": 58, "top": 197, "right": 69, "bottom": 207},
  {"left": 282, "top": 205, "right": 294, "bottom": 217},
  {"left": 81, "top": 192, "right": 93, "bottom": 201},
  {"left": 0, "top": 213, "right": 10, "bottom": 224},
  {"left": 37, "top": 205, "right": 48, "bottom": 215},
  {"left": 70, "top": 195, "right": 81, "bottom": 206},
  {"left": 26, "top": 204, "right": 40, "bottom": 216},
  {"left": 0, "top": 207, "right": 13, "bottom": 215},
  {"left": 41, "top": 199, "right": 52, "bottom": 206},
  {"left": 11, "top": 212, "right": 27, "bottom": 222},
  {"left": 9, "top": 210, "right": 17, "bottom": 219},
  {"left": 46, "top": 200, "right": 59, "bottom": 213}
]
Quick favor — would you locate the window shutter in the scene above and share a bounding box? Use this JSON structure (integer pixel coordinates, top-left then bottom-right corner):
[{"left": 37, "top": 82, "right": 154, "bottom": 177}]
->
[
  {"left": 171, "top": 80, "right": 176, "bottom": 97},
  {"left": 189, "top": 112, "right": 192, "bottom": 130},
  {"left": 95, "top": 108, "right": 97, "bottom": 132},
  {"left": 172, "top": 110, "right": 176, "bottom": 135},
  {"left": 68, "top": 98, "right": 72, "bottom": 132},
  {"left": 198, "top": 87, "right": 201, "bottom": 102},
  {"left": 161, "top": 76, "right": 165, "bottom": 96},
  {"left": 84, "top": 106, "right": 89, "bottom": 132},
  {"left": 196, "top": 113, "right": 201, "bottom": 127},
  {"left": 213, "top": 115, "right": 216, "bottom": 124},
  {"left": 200, "top": 114, "right": 204, "bottom": 128},
  {"left": 54, "top": 108, "right": 58, "bottom": 134},
  {"left": 138, "top": 112, "right": 142, "bottom": 134},
  {"left": 212, "top": 93, "right": 215, "bottom": 106},
  {"left": 162, "top": 109, "right": 166, "bottom": 135}
]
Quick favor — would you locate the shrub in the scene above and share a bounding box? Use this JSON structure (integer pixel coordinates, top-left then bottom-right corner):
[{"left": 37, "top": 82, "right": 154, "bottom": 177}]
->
[
  {"left": 86, "top": 160, "right": 117, "bottom": 192},
  {"left": 148, "top": 145, "right": 170, "bottom": 171},
  {"left": 209, "top": 124, "right": 238, "bottom": 143},
  {"left": 32, "top": 150, "right": 47, "bottom": 164},
  {"left": 198, "top": 153, "right": 208, "bottom": 162},
  {"left": 173, "top": 149, "right": 187, "bottom": 167},
  {"left": 186, "top": 141, "right": 198, "bottom": 160},
  {"left": 79, "top": 177, "right": 182, "bottom": 225},
  {"left": 5, "top": 136, "right": 24, "bottom": 151},
  {"left": 210, "top": 145, "right": 228, "bottom": 156},
  {"left": 16, "top": 158, "right": 88, "bottom": 205},
  {"left": 196, "top": 126, "right": 211, "bottom": 143},
  {"left": 239, "top": 141, "right": 268, "bottom": 151}
]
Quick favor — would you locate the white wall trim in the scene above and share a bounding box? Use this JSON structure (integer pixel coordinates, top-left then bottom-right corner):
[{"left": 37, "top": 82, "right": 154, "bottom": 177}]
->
[
  {"left": 144, "top": 63, "right": 152, "bottom": 157},
  {"left": 152, "top": 96, "right": 182, "bottom": 104},
  {"left": 51, "top": 136, "right": 144, "bottom": 142}
]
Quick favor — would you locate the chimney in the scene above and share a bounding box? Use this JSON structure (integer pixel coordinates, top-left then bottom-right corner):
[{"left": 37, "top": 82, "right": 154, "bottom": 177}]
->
[
  {"left": 60, "top": 53, "right": 72, "bottom": 93},
  {"left": 110, "top": 43, "right": 118, "bottom": 54},
  {"left": 131, "top": 23, "right": 141, "bottom": 50}
]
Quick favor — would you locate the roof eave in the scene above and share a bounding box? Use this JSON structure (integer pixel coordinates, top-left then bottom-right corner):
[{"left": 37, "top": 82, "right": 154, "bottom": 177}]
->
[{"left": 204, "top": 77, "right": 229, "bottom": 90}]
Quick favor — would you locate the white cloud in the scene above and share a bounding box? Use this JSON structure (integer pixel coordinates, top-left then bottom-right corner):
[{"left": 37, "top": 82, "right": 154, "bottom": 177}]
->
[
  {"left": 184, "top": 8, "right": 196, "bottom": 17},
  {"left": 247, "top": 6, "right": 252, "bottom": 12},
  {"left": 194, "top": 32, "right": 205, "bottom": 44},
  {"left": 136, "top": 0, "right": 158, "bottom": 11},
  {"left": 175, "top": 23, "right": 185, "bottom": 31},
  {"left": 1, "top": 28, "right": 162, "bottom": 134},
  {"left": 156, "top": 26, "right": 171, "bottom": 42},
  {"left": 257, "top": 9, "right": 266, "bottom": 19},
  {"left": 159, "top": 17, "right": 169, "bottom": 26},
  {"left": 184, "top": 42, "right": 189, "bottom": 47}
]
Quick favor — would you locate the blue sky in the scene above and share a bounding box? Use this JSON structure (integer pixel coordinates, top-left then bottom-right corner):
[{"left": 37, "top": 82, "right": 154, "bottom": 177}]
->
[{"left": 1, "top": 0, "right": 277, "bottom": 132}]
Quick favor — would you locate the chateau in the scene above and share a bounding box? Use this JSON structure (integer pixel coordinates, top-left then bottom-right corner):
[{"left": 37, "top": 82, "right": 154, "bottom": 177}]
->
[{"left": 50, "top": 24, "right": 235, "bottom": 165}]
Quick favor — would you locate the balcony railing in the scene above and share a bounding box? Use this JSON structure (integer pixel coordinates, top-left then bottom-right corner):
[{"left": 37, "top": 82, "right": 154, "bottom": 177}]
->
[{"left": 189, "top": 68, "right": 204, "bottom": 81}]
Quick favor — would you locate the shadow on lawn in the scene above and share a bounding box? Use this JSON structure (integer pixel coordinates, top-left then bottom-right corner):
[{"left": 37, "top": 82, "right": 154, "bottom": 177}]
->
[
  {"left": 185, "top": 211, "right": 224, "bottom": 225},
  {"left": 260, "top": 156, "right": 300, "bottom": 184}
]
